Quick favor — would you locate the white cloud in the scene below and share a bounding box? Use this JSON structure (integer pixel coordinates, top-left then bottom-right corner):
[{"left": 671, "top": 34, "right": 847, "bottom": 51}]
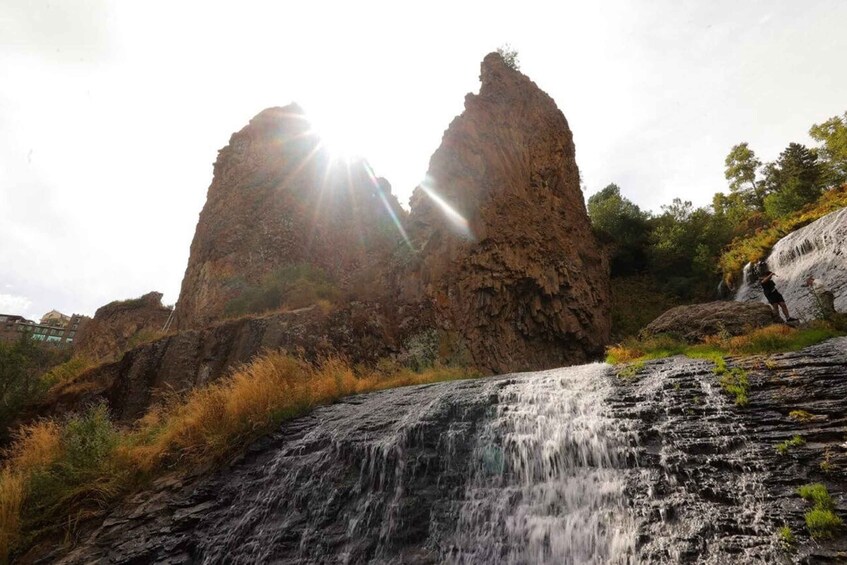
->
[{"left": 0, "top": 293, "right": 33, "bottom": 318}]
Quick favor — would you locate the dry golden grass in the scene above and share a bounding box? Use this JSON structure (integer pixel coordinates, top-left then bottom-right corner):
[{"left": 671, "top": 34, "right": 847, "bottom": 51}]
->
[
  {"left": 0, "top": 420, "right": 62, "bottom": 558},
  {"left": 121, "top": 353, "right": 476, "bottom": 472},
  {"left": 0, "top": 470, "right": 25, "bottom": 560},
  {"left": 0, "top": 351, "right": 479, "bottom": 560}
]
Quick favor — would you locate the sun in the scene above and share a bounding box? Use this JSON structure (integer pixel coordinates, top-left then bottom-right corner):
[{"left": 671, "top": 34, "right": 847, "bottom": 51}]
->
[{"left": 304, "top": 106, "right": 364, "bottom": 162}]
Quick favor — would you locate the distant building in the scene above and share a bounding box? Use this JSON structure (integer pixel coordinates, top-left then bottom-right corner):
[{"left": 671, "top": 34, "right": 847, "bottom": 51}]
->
[
  {"left": 40, "top": 310, "right": 71, "bottom": 327},
  {"left": 0, "top": 312, "right": 90, "bottom": 347}
]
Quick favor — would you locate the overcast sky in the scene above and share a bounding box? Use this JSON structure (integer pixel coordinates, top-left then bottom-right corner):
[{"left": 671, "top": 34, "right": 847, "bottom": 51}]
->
[{"left": 2, "top": 0, "right": 846, "bottom": 320}]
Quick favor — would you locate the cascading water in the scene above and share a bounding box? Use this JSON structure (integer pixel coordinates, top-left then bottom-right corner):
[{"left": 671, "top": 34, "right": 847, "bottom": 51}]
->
[
  {"left": 442, "top": 365, "right": 638, "bottom": 564},
  {"left": 49, "top": 359, "right": 791, "bottom": 565},
  {"left": 735, "top": 207, "right": 847, "bottom": 319}
]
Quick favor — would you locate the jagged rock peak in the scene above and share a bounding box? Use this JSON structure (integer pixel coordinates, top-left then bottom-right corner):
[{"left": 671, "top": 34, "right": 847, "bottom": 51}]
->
[
  {"left": 175, "top": 104, "right": 405, "bottom": 330},
  {"left": 404, "top": 52, "right": 610, "bottom": 373}
]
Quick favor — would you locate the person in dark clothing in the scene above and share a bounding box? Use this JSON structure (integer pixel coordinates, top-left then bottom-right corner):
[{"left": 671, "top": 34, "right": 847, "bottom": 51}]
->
[{"left": 759, "top": 271, "right": 797, "bottom": 322}]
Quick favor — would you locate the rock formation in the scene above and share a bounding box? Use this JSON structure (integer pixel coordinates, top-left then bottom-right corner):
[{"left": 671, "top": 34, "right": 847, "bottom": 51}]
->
[
  {"left": 643, "top": 301, "right": 778, "bottom": 343},
  {"left": 403, "top": 52, "right": 610, "bottom": 372},
  {"left": 735, "top": 206, "right": 847, "bottom": 321},
  {"left": 172, "top": 52, "right": 609, "bottom": 374},
  {"left": 175, "top": 105, "right": 406, "bottom": 330},
  {"left": 29, "top": 337, "right": 847, "bottom": 564},
  {"left": 73, "top": 292, "right": 172, "bottom": 362}
]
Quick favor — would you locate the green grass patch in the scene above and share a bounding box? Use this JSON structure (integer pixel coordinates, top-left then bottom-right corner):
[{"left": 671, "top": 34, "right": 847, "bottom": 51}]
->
[
  {"left": 778, "top": 524, "right": 794, "bottom": 547},
  {"left": 804, "top": 508, "right": 843, "bottom": 539},
  {"left": 775, "top": 435, "right": 806, "bottom": 455},
  {"left": 616, "top": 360, "right": 645, "bottom": 379},
  {"left": 718, "top": 367, "right": 750, "bottom": 406},
  {"left": 797, "top": 483, "right": 843, "bottom": 539}
]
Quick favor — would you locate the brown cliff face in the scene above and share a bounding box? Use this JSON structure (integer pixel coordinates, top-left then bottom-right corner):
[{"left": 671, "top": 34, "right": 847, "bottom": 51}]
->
[
  {"left": 174, "top": 54, "right": 610, "bottom": 373},
  {"left": 175, "top": 105, "right": 406, "bottom": 329},
  {"left": 73, "top": 292, "right": 172, "bottom": 362},
  {"left": 403, "top": 53, "right": 610, "bottom": 372}
]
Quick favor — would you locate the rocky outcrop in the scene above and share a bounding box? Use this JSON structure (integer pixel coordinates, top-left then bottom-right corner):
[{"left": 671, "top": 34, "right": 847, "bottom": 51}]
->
[
  {"left": 172, "top": 53, "right": 609, "bottom": 375},
  {"left": 401, "top": 52, "right": 610, "bottom": 372},
  {"left": 735, "top": 206, "right": 847, "bottom": 321},
  {"left": 45, "top": 301, "right": 433, "bottom": 423},
  {"left": 27, "top": 338, "right": 847, "bottom": 564},
  {"left": 643, "top": 301, "right": 779, "bottom": 343},
  {"left": 73, "top": 292, "right": 172, "bottom": 362},
  {"left": 175, "top": 105, "right": 406, "bottom": 330}
]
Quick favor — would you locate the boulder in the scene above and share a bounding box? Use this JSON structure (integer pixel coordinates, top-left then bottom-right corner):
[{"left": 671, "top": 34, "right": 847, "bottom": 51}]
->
[{"left": 643, "top": 301, "right": 778, "bottom": 343}]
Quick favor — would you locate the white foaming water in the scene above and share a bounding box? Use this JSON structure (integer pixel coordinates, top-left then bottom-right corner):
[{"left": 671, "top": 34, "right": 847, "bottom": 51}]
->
[
  {"left": 444, "top": 363, "right": 637, "bottom": 564},
  {"left": 736, "top": 207, "right": 847, "bottom": 320}
]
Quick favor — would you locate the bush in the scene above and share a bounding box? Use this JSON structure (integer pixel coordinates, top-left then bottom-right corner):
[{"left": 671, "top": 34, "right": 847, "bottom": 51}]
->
[{"left": 0, "top": 337, "right": 68, "bottom": 440}]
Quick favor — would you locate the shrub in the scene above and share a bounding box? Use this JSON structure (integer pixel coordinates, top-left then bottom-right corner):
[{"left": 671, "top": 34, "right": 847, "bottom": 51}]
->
[
  {"left": 0, "top": 338, "right": 68, "bottom": 440},
  {"left": 495, "top": 44, "right": 520, "bottom": 70}
]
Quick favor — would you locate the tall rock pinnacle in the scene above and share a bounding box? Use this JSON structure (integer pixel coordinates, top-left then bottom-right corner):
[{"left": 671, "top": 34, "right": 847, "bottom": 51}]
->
[
  {"left": 403, "top": 52, "right": 611, "bottom": 372},
  {"left": 175, "top": 105, "right": 405, "bottom": 329}
]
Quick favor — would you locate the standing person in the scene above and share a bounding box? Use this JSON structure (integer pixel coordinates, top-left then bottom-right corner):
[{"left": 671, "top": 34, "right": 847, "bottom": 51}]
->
[{"left": 759, "top": 270, "right": 797, "bottom": 322}]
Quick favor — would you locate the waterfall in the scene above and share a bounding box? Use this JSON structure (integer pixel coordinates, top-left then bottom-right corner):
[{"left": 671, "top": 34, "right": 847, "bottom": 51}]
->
[
  {"left": 735, "top": 207, "right": 847, "bottom": 320},
  {"left": 147, "top": 361, "right": 781, "bottom": 565},
  {"left": 443, "top": 364, "right": 637, "bottom": 564}
]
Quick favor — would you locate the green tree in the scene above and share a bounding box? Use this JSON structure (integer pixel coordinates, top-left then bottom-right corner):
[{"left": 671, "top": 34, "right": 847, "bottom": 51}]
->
[
  {"left": 724, "top": 143, "right": 765, "bottom": 209},
  {"left": 587, "top": 184, "right": 651, "bottom": 275},
  {"left": 762, "top": 143, "right": 825, "bottom": 218},
  {"left": 809, "top": 111, "right": 847, "bottom": 185}
]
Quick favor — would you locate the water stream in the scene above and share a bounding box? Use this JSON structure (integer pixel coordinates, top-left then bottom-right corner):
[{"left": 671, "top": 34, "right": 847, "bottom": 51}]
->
[
  {"left": 735, "top": 207, "right": 847, "bottom": 319},
  {"left": 52, "top": 359, "right": 790, "bottom": 564}
]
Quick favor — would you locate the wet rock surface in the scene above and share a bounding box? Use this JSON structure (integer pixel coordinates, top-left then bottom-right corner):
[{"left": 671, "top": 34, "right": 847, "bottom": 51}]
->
[
  {"left": 27, "top": 338, "right": 847, "bottom": 564},
  {"left": 643, "top": 301, "right": 779, "bottom": 343},
  {"left": 735, "top": 206, "right": 847, "bottom": 321}
]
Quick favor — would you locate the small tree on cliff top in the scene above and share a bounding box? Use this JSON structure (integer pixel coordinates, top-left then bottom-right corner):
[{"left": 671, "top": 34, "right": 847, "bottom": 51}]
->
[{"left": 496, "top": 44, "right": 520, "bottom": 70}]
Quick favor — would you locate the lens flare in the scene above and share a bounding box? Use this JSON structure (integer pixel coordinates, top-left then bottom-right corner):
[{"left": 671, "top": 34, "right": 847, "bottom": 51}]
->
[
  {"left": 419, "top": 176, "right": 474, "bottom": 240},
  {"left": 365, "top": 163, "right": 412, "bottom": 248}
]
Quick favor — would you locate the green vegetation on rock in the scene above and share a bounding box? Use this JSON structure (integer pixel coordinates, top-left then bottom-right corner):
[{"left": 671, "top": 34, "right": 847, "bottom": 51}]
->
[
  {"left": 797, "top": 483, "right": 843, "bottom": 539},
  {"left": 775, "top": 435, "right": 806, "bottom": 455},
  {"left": 224, "top": 263, "right": 339, "bottom": 317}
]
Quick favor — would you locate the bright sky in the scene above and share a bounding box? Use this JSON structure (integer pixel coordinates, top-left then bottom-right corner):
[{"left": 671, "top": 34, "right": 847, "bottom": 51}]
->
[{"left": 2, "top": 0, "right": 846, "bottom": 320}]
